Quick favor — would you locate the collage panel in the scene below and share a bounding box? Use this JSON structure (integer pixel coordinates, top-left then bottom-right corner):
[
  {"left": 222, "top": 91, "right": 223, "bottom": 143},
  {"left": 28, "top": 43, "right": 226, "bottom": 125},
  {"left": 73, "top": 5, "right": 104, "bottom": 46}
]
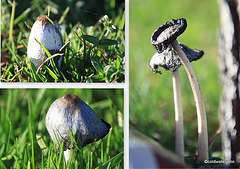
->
[
  {"left": 128, "top": 0, "right": 239, "bottom": 168},
  {"left": 1, "top": 0, "right": 125, "bottom": 83},
  {"left": 0, "top": 88, "right": 124, "bottom": 168}
]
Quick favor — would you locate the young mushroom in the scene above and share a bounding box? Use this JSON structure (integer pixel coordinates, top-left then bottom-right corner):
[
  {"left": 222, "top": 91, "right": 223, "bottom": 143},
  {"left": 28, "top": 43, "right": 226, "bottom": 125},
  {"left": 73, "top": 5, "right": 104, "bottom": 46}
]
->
[
  {"left": 27, "top": 15, "right": 63, "bottom": 69},
  {"left": 45, "top": 94, "right": 111, "bottom": 163},
  {"left": 150, "top": 18, "right": 208, "bottom": 163},
  {"left": 149, "top": 43, "right": 204, "bottom": 162}
]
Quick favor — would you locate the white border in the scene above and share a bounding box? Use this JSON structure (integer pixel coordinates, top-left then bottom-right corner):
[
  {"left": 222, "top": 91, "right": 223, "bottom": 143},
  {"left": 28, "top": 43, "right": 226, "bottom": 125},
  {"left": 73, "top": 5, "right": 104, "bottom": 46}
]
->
[
  {"left": 124, "top": 0, "right": 129, "bottom": 169},
  {"left": 0, "top": 83, "right": 125, "bottom": 88},
  {"left": 0, "top": 0, "right": 129, "bottom": 168}
]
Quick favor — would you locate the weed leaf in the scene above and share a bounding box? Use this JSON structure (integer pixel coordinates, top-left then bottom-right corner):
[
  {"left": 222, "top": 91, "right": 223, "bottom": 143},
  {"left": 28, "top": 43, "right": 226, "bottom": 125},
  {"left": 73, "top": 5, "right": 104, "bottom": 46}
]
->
[
  {"left": 99, "top": 39, "right": 118, "bottom": 46},
  {"left": 82, "top": 35, "right": 100, "bottom": 46}
]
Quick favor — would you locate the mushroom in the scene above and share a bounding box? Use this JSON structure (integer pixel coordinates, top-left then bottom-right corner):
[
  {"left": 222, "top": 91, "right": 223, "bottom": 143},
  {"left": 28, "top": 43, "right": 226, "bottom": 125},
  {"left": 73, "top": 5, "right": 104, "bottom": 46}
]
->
[
  {"left": 45, "top": 94, "right": 111, "bottom": 163},
  {"left": 149, "top": 43, "right": 204, "bottom": 163},
  {"left": 149, "top": 44, "right": 204, "bottom": 73},
  {"left": 27, "top": 15, "right": 63, "bottom": 69},
  {"left": 150, "top": 18, "right": 208, "bottom": 163}
]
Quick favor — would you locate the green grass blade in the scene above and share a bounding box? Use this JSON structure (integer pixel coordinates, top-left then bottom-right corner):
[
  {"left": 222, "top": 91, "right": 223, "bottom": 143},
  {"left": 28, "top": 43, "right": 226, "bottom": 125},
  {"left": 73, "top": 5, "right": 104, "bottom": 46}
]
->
[
  {"left": 17, "top": 32, "right": 22, "bottom": 44},
  {"left": 101, "top": 140, "right": 104, "bottom": 162},
  {"left": 105, "top": 129, "right": 112, "bottom": 160},
  {"left": 95, "top": 151, "right": 123, "bottom": 169},
  {"left": 5, "top": 42, "right": 20, "bottom": 63},
  {"left": 9, "top": 0, "right": 16, "bottom": 42},
  {"left": 0, "top": 145, "right": 5, "bottom": 158},
  {"left": 41, "top": 153, "right": 44, "bottom": 169},
  {"left": 34, "top": 38, "right": 51, "bottom": 57},
  {"left": 90, "top": 152, "right": 93, "bottom": 169},
  {"left": 9, "top": 67, "right": 24, "bottom": 82},
  {"left": 6, "top": 116, "right": 12, "bottom": 153},
  {"left": 0, "top": 160, "right": 7, "bottom": 169},
  {"left": 29, "top": 123, "right": 35, "bottom": 169},
  {"left": 36, "top": 134, "right": 47, "bottom": 156},
  {"left": 59, "top": 71, "right": 68, "bottom": 82},
  {"left": 13, "top": 7, "right": 31, "bottom": 26},
  {"left": 27, "top": 160, "right": 31, "bottom": 169},
  {"left": 26, "top": 57, "right": 38, "bottom": 81},
  {"left": 57, "top": 142, "right": 64, "bottom": 169},
  {"left": 28, "top": 98, "right": 35, "bottom": 169},
  {"left": 23, "top": 149, "right": 27, "bottom": 169},
  {"left": 59, "top": 7, "right": 70, "bottom": 24},
  {"left": 2, "top": 64, "right": 13, "bottom": 79},
  {"left": 119, "top": 11, "right": 125, "bottom": 30},
  {"left": 42, "top": 65, "right": 58, "bottom": 80},
  {"left": 21, "top": 39, "right": 28, "bottom": 49}
]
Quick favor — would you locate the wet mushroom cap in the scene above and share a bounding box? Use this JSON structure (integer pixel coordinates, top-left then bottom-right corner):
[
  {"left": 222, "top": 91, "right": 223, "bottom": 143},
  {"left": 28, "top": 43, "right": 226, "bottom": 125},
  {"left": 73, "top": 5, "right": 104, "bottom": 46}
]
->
[
  {"left": 45, "top": 94, "right": 111, "bottom": 153},
  {"left": 151, "top": 18, "right": 187, "bottom": 53}
]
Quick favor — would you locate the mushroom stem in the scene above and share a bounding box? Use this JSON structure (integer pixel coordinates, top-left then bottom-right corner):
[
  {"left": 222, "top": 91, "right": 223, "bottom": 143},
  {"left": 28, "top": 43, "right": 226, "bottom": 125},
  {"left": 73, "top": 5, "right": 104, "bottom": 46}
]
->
[
  {"left": 63, "top": 149, "right": 74, "bottom": 164},
  {"left": 172, "top": 69, "right": 185, "bottom": 162},
  {"left": 171, "top": 40, "right": 208, "bottom": 162}
]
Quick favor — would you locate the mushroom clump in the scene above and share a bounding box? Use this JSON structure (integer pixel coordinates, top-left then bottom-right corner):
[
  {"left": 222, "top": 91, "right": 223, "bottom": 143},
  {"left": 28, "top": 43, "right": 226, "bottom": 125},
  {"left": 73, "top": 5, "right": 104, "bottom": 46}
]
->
[
  {"left": 45, "top": 94, "right": 111, "bottom": 161},
  {"left": 149, "top": 18, "right": 208, "bottom": 163},
  {"left": 27, "top": 15, "right": 63, "bottom": 68}
]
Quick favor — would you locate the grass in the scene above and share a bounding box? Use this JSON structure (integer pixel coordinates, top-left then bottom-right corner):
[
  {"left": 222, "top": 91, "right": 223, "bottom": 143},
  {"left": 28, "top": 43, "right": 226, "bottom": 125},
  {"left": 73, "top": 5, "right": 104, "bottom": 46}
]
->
[
  {"left": 1, "top": 0, "right": 125, "bottom": 82},
  {"left": 129, "top": 0, "right": 222, "bottom": 165},
  {"left": 0, "top": 89, "right": 124, "bottom": 168}
]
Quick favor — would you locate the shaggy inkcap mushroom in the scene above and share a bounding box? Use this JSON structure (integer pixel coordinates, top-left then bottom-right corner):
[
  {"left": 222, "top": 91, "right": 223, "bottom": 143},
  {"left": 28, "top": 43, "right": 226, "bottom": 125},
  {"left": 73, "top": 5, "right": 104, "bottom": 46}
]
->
[
  {"left": 149, "top": 18, "right": 208, "bottom": 163},
  {"left": 151, "top": 18, "right": 187, "bottom": 53},
  {"left": 45, "top": 94, "right": 111, "bottom": 162},
  {"left": 27, "top": 15, "right": 63, "bottom": 68},
  {"left": 149, "top": 44, "right": 204, "bottom": 73}
]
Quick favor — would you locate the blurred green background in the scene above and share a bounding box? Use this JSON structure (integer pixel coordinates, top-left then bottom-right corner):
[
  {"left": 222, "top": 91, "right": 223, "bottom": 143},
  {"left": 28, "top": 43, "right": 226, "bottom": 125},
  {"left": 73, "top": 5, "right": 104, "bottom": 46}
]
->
[
  {"left": 1, "top": 0, "right": 125, "bottom": 32},
  {"left": 0, "top": 89, "right": 124, "bottom": 168},
  {"left": 129, "top": 0, "right": 221, "bottom": 159}
]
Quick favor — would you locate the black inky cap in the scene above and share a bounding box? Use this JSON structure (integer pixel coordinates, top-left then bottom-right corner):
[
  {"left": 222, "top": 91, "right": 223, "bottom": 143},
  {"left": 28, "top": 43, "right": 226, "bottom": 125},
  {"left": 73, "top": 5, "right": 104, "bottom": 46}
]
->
[
  {"left": 149, "top": 44, "right": 204, "bottom": 73},
  {"left": 151, "top": 18, "right": 187, "bottom": 53}
]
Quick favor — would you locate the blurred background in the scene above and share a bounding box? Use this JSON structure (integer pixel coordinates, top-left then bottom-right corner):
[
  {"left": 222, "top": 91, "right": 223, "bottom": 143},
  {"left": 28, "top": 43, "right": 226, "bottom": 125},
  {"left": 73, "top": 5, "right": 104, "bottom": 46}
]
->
[
  {"left": 1, "top": 0, "right": 125, "bottom": 33},
  {"left": 129, "top": 0, "right": 221, "bottom": 161},
  {"left": 0, "top": 89, "right": 124, "bottom": 168}
]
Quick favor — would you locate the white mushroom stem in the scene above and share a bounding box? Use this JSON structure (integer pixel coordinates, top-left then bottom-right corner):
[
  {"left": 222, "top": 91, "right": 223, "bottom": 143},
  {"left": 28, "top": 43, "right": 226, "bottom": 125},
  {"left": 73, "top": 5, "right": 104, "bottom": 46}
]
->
[
  {"left": 63, "top": 149, "right": 74, "bottom": 164},
  {"left": 172, "top": 69, "right": 184, "bottom": 163},
  {"left": 171, "top": 40, "right": 208, "bottom": 162}
]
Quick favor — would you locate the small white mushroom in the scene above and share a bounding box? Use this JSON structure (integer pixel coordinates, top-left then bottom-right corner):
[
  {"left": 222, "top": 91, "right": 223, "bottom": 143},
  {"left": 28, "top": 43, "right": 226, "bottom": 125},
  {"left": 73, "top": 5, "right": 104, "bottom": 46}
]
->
[
  {"left": 27, "top": 15, "right": 63, "bottom": 68},
  {"left": 45, "top": 94, "right": 111, "bottom": 163}
]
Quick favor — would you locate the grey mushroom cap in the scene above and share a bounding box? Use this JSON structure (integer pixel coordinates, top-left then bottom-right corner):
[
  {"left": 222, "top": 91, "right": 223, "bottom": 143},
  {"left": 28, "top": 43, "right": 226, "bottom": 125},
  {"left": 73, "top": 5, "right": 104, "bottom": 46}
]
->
[
  {"left": 151, "top": 18, "right": 187, "bottom": 53},
  {"left": 45, "top": 94, "right": 111, "bottom": 153},
  {"left": 149, "top": 44, "right": 204, "bottom": 73}
]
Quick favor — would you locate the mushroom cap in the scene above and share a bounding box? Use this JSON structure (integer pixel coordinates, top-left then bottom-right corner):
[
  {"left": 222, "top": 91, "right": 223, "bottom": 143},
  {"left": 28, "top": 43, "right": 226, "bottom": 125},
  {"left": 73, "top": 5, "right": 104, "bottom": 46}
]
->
[
  {"left": 151, "top": 18, "right": 187, "bottom": 53},
  {"left": 45, "top": 94, "right": 111, "bottom": 153},
  {"left": 27, "top": 15, "right": 63, "bottom": 68},
  {"left": 149, "top": 44, "right": 204, "bottom": 73}
]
